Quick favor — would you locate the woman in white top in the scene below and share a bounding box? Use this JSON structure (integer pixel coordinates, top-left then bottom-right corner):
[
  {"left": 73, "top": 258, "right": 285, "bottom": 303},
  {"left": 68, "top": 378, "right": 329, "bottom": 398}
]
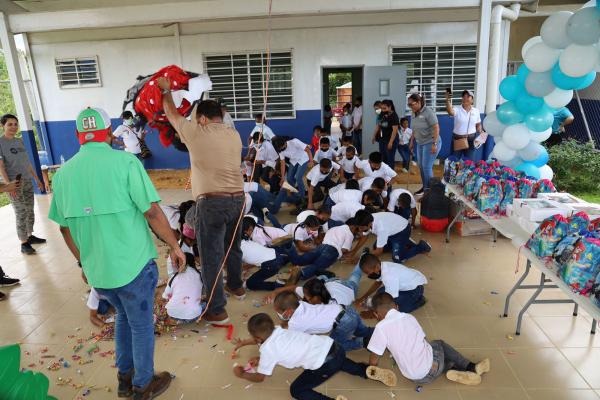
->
[{"left": 445, "top": 89, "right": 484, "bottom": 160}]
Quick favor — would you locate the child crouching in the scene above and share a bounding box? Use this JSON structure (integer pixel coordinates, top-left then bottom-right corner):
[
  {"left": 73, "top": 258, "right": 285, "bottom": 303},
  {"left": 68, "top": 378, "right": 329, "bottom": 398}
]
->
[{"left": 162, "top": 253, "right": 204, "bottom": 323}]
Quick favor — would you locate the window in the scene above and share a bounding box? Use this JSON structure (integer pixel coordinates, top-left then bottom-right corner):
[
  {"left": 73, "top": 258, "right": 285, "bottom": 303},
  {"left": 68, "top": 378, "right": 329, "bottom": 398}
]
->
[
  {"left": 391, "top": 45, "right": 477, "bottom": 113},
  {"left": 55, "top": 57, "right": 101, "bottom": 88},
  {"left": 203, "top": 51, "right": 294, "bottom": 119}
]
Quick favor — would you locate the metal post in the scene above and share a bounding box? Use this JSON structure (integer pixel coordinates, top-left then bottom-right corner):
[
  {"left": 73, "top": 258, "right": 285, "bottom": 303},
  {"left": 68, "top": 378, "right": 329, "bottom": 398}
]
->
[
  {"left": 574, "top": 90, "right": 595, "bottom": 146},
  {"left": 503, "top": 260, "right": 530, "bottom": 317},
  {"left": 516, "top": 271, "right": 545, "bottom": 335}
]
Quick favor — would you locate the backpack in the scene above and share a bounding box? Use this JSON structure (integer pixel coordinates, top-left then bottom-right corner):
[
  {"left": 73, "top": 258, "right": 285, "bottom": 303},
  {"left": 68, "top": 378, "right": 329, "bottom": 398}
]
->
[
  {"left": 477, "top": 177, "right": 503, "bottom": 216},
  {"left": 526, "top": 214, "right": 569, "bottom": 260},
  {"left": 516, "top": 177, "right": 534, "bottom": 199},
  {"left": 557, "top": 234, "right": 600, "bottom": 295},
  {"left": 500, "top": 177, "right": 518, "bottom": 216},
  {"left": 533, "top": 179, "right": 557, "bottom": 198}
]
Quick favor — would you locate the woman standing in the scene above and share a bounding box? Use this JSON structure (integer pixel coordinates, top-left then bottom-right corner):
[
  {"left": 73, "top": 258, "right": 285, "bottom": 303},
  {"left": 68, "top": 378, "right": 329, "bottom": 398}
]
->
[
  {"left": 0, "top": 114, "right": 46, "bottom": 254},
  {"left": 374, "top": 99, "right": 400, "bottom": 170},
  {"left": 408, "top": 94, "right": 441, "bottom": 195},
  {"left": 445, "top": 89, "right": 483, "bottom": 160}
]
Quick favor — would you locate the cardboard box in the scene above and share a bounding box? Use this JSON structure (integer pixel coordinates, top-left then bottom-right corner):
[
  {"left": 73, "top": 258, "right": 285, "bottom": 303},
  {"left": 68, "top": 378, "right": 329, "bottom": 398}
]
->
[
  {"left": 566, "top": 203, "right": 600, "bottom": 219},
  {"left": 537, "top": 192, "right": 586, "bottom": 205},
  {"left": 512, "top": 198, "right": 571, "bottom": 222},
  {"left": 454, "top": 218, "right": 492, "bottom": 236}
]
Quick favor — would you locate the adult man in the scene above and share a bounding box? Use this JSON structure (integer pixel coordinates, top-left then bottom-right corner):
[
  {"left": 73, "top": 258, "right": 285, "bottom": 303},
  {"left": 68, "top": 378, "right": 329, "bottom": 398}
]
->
[
  {"left": 546, "top": 106, "right": 574, "bottom": 147},
  {"left": 49, "top": 107, "right": 185, "bottom": 399},
  {"left": 158, "top": 76, "right": 246, "bottom": 324},
  {"left": 351, "top": 96, "right": 363, "bottom": 155},
  {"left": 445, "top": 89, "right": 484, "bottom": 160}
]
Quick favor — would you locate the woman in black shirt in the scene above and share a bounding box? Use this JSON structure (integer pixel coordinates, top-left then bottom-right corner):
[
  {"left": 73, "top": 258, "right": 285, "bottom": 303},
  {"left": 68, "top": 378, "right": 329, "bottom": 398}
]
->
[{"left": 376, "top": 99, "right": 400, "bottom": 170}]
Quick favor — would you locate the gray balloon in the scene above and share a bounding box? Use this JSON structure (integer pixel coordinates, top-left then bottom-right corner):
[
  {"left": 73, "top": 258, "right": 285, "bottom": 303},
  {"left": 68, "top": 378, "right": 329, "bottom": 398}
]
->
[
  {"left": 525, "top": 71, "right": 555, "bottom": 98},
  {"left": 566, "top": 7, "right": 600, "bottom": 45}
]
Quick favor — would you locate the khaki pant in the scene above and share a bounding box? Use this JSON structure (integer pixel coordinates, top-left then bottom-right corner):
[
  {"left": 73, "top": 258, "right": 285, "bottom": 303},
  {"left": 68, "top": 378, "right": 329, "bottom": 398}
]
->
[{"left": 10, "top": 178, "right": 35, "bottom": 242}]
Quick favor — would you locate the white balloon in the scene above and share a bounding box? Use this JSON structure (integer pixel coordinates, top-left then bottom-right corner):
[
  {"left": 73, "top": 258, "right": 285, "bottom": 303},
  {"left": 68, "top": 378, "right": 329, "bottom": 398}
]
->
[
  {"left": 530, "top": 128, "right": 552, "bottom": 143},
  {"left": 519, "top": 141, "right": 544, "bottom": 160},
  {"left": 522, "top": 36, "right": 543, "bottom": 60},
  {"left": 525, "top": 71, "right": 555, "bottom": 97},
  {"left": 583, "top": 0, "right": 596, "bottom": 7},
  {"left": 541, "top": 11, "right": 574, "bottom": 49},
  {"left": 559, "top": 43, "right": 598, "bottom": 77},
  {"left": 539, "top": 164, "right": 554, "bottom": 180},
  {"left": 524, "top": 42, "right": 561, "bottom": 72},
  {"left": 493, "top": 141, "right": 517, "bottom": 162},
  {"left": 483, "top": 111, "right": 506, "bottom": 137},
  {"left": 544, "top": 87, "right": 573, "bottom": 108},
  {"left": 505, "top": 156, "right": 524, "bottom": 169},
  {"left": 502, "top": 123, "right": 531, "bottom": 150},
  {"left": 567, "top": 7, "right": 600, "bottom": 46}
]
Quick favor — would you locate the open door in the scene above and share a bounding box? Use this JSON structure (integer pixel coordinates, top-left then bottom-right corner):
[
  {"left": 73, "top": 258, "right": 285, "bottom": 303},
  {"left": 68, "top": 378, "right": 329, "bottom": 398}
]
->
[{"left": 362, "top": 66, "right": 407, "bottom": 158}]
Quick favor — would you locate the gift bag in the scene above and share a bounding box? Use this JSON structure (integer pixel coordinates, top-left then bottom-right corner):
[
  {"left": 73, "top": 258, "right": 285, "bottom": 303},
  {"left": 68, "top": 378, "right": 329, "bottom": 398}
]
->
[
  {"left": 463, "top": 168, "right": 485, "bottom": 201},
  {"left": 533, "top": 179, "right": 557, "bottom": 198},
  {"left": 477, "top": 178, "right": 503, "bottom": 216},
  {"left": 568, "top": 211, "right": 591, "bottom": 235},
  {"left": 500, "top": 177, "right": 518, "bottom": 216},
  {"left": 516, "top": 177, "right": 535, "bottom": 199},
  {"left": 592, "top": 270, "right": 600, "bottom": 308},
  {"left": 558, "top": 235, "right": 600, "bottom": 295},
  {"left": 526, "top": 214, "right": 569, "bottom": 260},
  {"left": 590, "top": 218, "right": 600, "bottom": 233},
  {"left": 456, "top": 160, "right": 475, "bottom": 187},
  {"left": 443, "top": 156, "right": 461, "bottom": 184},
  {"left": 500, "top": 166, "right": 518, "bottom": 181}
]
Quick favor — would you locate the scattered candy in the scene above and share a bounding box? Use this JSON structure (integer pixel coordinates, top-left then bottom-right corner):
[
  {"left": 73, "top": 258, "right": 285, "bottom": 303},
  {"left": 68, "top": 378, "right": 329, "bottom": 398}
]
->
[
  {"left": 506, "top": 350, "right": 516, "bottom": 355},
  {"left": 415, "top": 385, "right": 423, "bottom": 392},
  {"left": 244, "top": 384, "right": 253, "bottom": 390},
  {"left": 483, "top": 301, "right": 491, "bottom": 306},
  {"left": 389, "top": 391, "right": 396, "bottom": 398},
  {"left": 82, "top": 388, "right": 90, "bottom": 396},
  {"left": 41, "top": 355, "right": 55, "bottom": 359},
  {"left": 73, "top": 344, "right": 84, "bottom": 353},
  {"left": 491, "top": 291, "right": 499, "bottom": 295},
  {"left": 77, "top": 369, "right": 83, "bottom": 375},
  {"left": 192, "top": 365, "right": 200, "bottom": 370},
  {"left": 221, "top": 384, "right": 232, "bottom": 389},
  {"left": 506, "top": 334, "right": 514, "bottom": 340},
  {"left": 63, "top": 361, "right": 71, "bottom": 368}
]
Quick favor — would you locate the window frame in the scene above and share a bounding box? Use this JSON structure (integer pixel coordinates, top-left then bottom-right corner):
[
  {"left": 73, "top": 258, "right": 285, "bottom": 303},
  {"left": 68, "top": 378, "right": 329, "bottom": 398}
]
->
[{"left": 55, "top": 56, "right": 102, "bottom": 89}]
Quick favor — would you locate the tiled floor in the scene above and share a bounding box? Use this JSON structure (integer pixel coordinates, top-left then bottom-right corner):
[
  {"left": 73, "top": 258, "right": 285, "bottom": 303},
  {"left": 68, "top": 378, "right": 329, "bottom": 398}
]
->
[{"left": 1, "top": 188, "right": 599, "bottom": 400}]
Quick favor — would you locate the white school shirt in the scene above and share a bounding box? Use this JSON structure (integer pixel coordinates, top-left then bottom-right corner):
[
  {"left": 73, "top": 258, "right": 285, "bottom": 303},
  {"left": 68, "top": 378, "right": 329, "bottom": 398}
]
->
[
  {"left": 244, "top": 193, "right": 253, "bottom": 215},
  {"left": 367, "top": 309, "right": 433, "bottom": 380},
  {"left": 87, "top": 288, "right": 109, "bottom": 311},
  {"left": 250, "top": 123, "right": 275, "bottom": 141},
  {"left": 452, "top": 105, "right": 481, "bottom": 136},
  {"left": 372, "top": 212, "right": 409, "bottom": 249},
  {"left": 160, "top": 205, "right": 180, "bottom": 231},
  {"left": 251, "top": 225, "right": 288, "bottom": 246},
  {"left": 284, "top": 223, "right": 313, "bottom": 242},
  {"left": 167, "top": 242, "right": 194, "bottom": 278},
  {"left": 399, "top": 127, "right": 413, "bottom": 145},
  {"left": 295, "top": 281, "right": 355, "bottom": 306},
  {"left": 257, "top": 326, "right": 334, "bottom": 375},
  {"left": 339, "top": 155, "right": 359, "bottom": 174},
  {"left": 314, "top": 148, "right": 336, "bottom": 162},
  {"left": 387, "top": 188, "right": 417, "bottom": 212},
  {"left": 241, "top": 239, "right": 276, "bottom": 265},
  {"left": 113, "top": 125, "right": 142, "bottom": 154},
  {"left": 341, "top": 114, "right": 353, "bottom": 130},
  {"left": 244, "top": 182, "right": 259, "bottom": 193},
  {"left": 162, "top": 267, "right": 204, "bottom": 320},
  {"left": 306, "top": 162, "right": 340, "bottom": 187},
  {"left": 279, "top": 139, "right": 309, "bottom": 166},
  {"left": 321, "top": 135, "right": 340, "bottom": 151},
  {"left": 256, "top": 140, "right": 279, "bottom": 168},
  {"left": 322, "top": 224, "right": 355, "bottom": 258},
  {"left": 329, "top": 188, "right": 363, "bottom": 205},
  {"left": 380, "top": 261, "right": 428, "bottom": 296},
  {"left": 331, "top": 202, "right": 365, "bottom": 223},
  {"left": 359, "top": 177, "right": 388, "bottom": 198},
  {"left": 288, "top": 301, "right": 342, "bottom": 334},
  {"left": 352, "top": 105, "right": 363, "bottom": 128},
  {"left": 356, "top": 160, "right": 397, "bottom": 182}
]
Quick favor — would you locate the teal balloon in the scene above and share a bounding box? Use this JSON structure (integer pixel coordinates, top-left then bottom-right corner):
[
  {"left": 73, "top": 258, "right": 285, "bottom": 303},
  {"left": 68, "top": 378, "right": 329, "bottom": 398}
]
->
[
  {"left": 517, "top": 64, "right": 531, "bottom": 86},
  {"left": 532, "top": 147, "right": 549, "bottom": 167},
  {"left": 552, "top": 63, "right": 597, "bottom": 90},
  {"left": 524, "top": 106, "right": 554, "bottom": 132},
  {"left": 496, "top": 101, "right": 524, "bottom": 125},
  {"left": 499, "top": 75, "right": 522, "bottom": 101},
  {"left": 515, "top": 92, "right": 544, "bottom": 115},
  {"left": 515, "top": 162, "right": 541, "bottom": 179}
]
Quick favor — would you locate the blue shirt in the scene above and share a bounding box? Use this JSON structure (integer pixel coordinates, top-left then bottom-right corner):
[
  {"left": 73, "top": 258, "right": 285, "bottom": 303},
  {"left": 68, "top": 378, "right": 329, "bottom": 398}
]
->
[{"left": 552, "top": 107, "right": 573, "bottom": 133}]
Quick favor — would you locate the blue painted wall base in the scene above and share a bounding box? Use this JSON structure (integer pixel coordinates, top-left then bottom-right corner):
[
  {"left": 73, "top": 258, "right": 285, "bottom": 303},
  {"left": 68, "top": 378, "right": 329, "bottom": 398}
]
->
[{"left": 20, "top": 129, "right": 45, "bottom": 194}]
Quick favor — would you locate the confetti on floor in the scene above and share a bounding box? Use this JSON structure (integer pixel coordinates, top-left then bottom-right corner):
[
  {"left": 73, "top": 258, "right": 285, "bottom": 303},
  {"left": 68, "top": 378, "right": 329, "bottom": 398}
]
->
[{"left": 221, "top": 384, "right": 232, "bottom": 390}]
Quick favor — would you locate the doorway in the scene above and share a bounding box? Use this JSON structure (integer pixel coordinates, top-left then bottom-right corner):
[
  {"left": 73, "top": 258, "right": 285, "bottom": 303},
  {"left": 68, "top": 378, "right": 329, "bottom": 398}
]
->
[{"left": 321, "top": 67, "right": 363, "bottom": 136}]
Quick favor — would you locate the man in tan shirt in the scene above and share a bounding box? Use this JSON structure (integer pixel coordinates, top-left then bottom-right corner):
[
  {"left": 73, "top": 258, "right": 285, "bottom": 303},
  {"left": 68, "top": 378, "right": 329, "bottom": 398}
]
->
[{"left": 159, "top": 76, "right": 245, "bottom": 324}]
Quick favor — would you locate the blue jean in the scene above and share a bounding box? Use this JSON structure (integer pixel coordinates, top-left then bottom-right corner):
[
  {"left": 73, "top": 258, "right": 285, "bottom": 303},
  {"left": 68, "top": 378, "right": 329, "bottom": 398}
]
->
[
  {"left": 97, "top": 299, "right": 112, "bottom": 315},
  {"left": 413, "top": 340, "right": 472, "bottom": 384},
  {"left": 250, "top": 186, "right": 282, "bottom": 227},
  {"left": 352, "top": 129, "right": 363, "bottom": 155},
  {"left": 290, "top": 343, "right": 367, "bottom": 400},
  {"left": 379, "top": 284, "right": 425, "bottom": 313},
  {"left": 296, "top": 244, "right": 339, "bottom": 279},
  {"left": 319, "top": 264, "right": 362, "bottom": 297},
  {"left": 287, "top": 162, "right": 309, "bottom": 198},
  {"left": 416, "top": 137, "right": 441, "bottom": 190},
  {"left": 246, "top": 245, "right": 302, "bottom": 291},
  {"left": 96, "top": 260, "right": 158, "bottom": 388},
  {"left": 330, "top": 306, "right": 374, "bottom": 351},
  {"left": 452, "top": 135, "right": 476, "bottom": 160},
  {"left": 386, "top": 226, "right": 428, "bottom": 263},
  {"left": 397, "top": 144, "right": 411, "bottom": 170}
]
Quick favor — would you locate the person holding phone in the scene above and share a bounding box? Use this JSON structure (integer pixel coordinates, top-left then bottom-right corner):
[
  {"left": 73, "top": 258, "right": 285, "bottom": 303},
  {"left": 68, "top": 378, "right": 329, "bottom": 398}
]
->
[
  {"left": 445, "top": 89, "right": 484, "bottom": 160},
  {"left": 0, "top": 114, "right": 46, "bottom": 255}
]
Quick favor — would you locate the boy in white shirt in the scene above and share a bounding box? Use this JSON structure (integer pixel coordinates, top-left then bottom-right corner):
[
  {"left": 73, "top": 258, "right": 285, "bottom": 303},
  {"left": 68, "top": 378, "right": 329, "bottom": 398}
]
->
[
  {"left": 326, "top": 179, "right": 363, "bottom": 208},
  {"left": 368, "top": 292, "right": 490, "bottom": 386},
  {"left": 241, "top": 238, "right": 303, "bottom": 291},
  {"left": 250, "top": 113, "right": 275, "bottom": 142},
  {"left": 162, "top": 252, "right": 204, "bottom": 324},
  {"left": 356, "top": 151, "right": 397, "bottom": 184},
  {"left": 232, "top": 313, "right": 396, "bottom": 400},
  {"left": 338, "top": 145, "right": 360, "bottom": 182},
  {"left": 272, "top": 136, "right": 314, "bottom": 211},
  {"left": 397, "top": 117, "right": 413, "bottom": 173},
  {"left": 355, "top": 253, "right": 427, "bottom": 314},
  {"left": 313, "top": 137, "right": 336, "bottom": 163},
  {"left": 306, "top": 158, "right": 340, "bottom": 210},
  {"left": 87, "top": 288, "right": 114, "bottom": 327},
  {"left": 387, "top": 188, "right": 417, "bottom": 227}
]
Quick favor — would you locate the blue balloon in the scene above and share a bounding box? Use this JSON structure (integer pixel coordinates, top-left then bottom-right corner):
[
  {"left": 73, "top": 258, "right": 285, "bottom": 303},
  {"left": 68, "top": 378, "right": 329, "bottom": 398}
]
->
[
  {"left": 496, "top": 101, "right": 524, "bottom": 125},
  {"left": 532, "top": 147, "right": 549, "bottom": 167},
  {"left": 552, "top": 63, "right": 597, "bottom": 90},
  {"left": 517, "top": 64, "right": 531, "bottom": 86},
  {"left": 515, "top": 162, "right": 541, "bottom": 179},
  {"left": 499, "top": 75, "right": 522, "bottom": 101},
  {"left": 515, "top": 92, "right": 544, "bottom": 115},
  {"left": 524, "top": 105, "right": 554, "bottom": 132}
]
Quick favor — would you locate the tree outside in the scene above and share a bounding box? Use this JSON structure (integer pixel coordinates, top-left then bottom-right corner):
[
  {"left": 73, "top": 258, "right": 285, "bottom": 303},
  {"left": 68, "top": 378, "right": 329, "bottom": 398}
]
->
[{"left": 0, "top": 53, "right": 16, "bottom": 116}]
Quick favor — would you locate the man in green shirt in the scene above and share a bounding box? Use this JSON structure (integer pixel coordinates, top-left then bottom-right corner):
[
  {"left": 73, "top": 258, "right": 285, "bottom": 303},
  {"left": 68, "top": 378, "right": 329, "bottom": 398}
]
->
[{"left": 48, "top": 107, "right": 185, "bottom": 400}]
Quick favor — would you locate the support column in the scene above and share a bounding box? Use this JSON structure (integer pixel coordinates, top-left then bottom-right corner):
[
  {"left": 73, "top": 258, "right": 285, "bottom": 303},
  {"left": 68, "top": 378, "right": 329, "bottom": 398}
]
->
[
  {"left": 0, "top": 12, "right": 44, "bottom": 193},
  {"left": 475, "top": 0, "right": 492, "bottom": 111}
]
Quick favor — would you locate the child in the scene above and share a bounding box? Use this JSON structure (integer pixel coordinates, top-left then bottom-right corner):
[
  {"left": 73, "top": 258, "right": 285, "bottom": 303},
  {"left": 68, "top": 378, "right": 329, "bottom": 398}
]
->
[
  {"left": 314, "top": 137, "right": 336, "bottom": 162},
  {"left": 340, "top": 103, "right": 354, "bottom": 139},
  {"left": 330, "top": 201, "right": 365, "bottom": 226},
  {"left": 274, "top": 290, "right": 373, "bottom": 351},
  {"left": 232, "top": 313, "right": 396, "bottom": 400},
  {"left": 158, "top": 200, "right": 195, "bottom": 242},
  {"left": 387, "top": 188, "right": 417, "bottom": 226},
  {"left": 87, "top": 288, "right": 114, "bottom": 327},
  {"left": 162, "top": 253, "right": 204, "bottom": 323},
  {"left": 242, "top": 216, "right": 291, "bottom": 247},
  {"left": 283, "top": 215, "right": 323, "bottom": 252},
  {"left": 323, "top": 105, "right": 333, "bottom": 134},
  {"left": 326, "top": 179, "right": 363, "bottom": 207},
  {"left": 296, "top": 205, "right": 333, "bottom": 233},
  {"left": 356, "top": 253, "right": 427, "bottom": 314},
  {"left": 368, "top": 292, "right": 490, "bottom": 386},
  {"left": 242, "top": 237, "right": 303, "bottom": 291},
  {"left": 356, "top": 151, "right": 397, "bottom": 184},
  {"left": 311, "top": 125, "right": 322, "bottom": 152},
  {"left": 397, "top": 117, "right": 413, "bottom": 173},
  {"left": 339, "top": 145, "right": 359, "bottom": 181},
  {"left": 272, "top": 136, "right": 313, "bottom": 205},
  {"left": 167, "top": 222, "right": 198, "bottom": 278},
  {"left": 306, "top": 158, "right": 340, "bottom": 210},
  {"left": 250, "top": 113, "right": 275, "bottom": 142},
  {"left": 335, "top": 135, "right": 353, "bottom": 159},
  {"left": 244, "top": 181, "right": 282, "bottom": 227}
]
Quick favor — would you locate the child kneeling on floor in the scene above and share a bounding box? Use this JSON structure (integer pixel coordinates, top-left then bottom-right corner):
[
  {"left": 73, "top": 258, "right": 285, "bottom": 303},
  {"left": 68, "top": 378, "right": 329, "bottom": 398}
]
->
[
  {"left": 162, "top": 253, "right": 204, "bottom": 323},
  {"left": 367, "top": 292, "right": 490, "bottom": 386},
  {"left": 232, "top": 313, "right": 397, "bottom": 400}
]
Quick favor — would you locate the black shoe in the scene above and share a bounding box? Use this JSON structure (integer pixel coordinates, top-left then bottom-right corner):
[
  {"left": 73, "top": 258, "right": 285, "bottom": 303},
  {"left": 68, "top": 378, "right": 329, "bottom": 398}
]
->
[
  {"left": 0, "top": 292, "right": 5, "bottom": 301},
  {"left": 21, "top": 243, "right": 36, "bottom": 255},
  {"left": 117, "top": 370, "right": 134, "bottom": 398},
  {"left": 414, "top": 187, "right": 424, "bottom": 195},
  {"left": 319, "top": 270, "right": 336, "bottom": 279},
  {"left": 0, "top": 269, "right": 20, "bottom": 287},
  {"left": 28, "top": 235, "right": 46, "bottom": 244}
]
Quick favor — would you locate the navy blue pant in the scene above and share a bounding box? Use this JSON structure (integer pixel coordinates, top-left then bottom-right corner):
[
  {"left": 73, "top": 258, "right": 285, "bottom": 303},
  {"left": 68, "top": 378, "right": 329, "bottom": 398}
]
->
[
  {"left": 379, "top": 285, "right": 425, "bottom": 313},
  {"left": 385, "top": 226, "right": 427, "bottom": 263},
  {"left": 246, "top": 245, "right": 302, "bottom": 291},
  {"left": 296, "top": 244, "right": 339, "bottom": 279},
  {"left": 379, "top": 138, "right": 399, "bottom": 171}
]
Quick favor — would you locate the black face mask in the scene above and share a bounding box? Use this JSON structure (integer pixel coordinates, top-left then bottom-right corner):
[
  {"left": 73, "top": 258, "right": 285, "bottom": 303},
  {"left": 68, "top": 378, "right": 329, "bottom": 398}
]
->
[
  {"left": 317, "top": 218, "right": 327, "bottom": 225},
  {"left": 368, "top": 272, "right": 381, "bottom": 280}
]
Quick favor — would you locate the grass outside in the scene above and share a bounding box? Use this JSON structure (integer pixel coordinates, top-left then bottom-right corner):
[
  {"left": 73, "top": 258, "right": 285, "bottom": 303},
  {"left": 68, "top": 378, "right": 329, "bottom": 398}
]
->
[
  {"left": 0, "top": 192, "right": 7, "bottom": 207},
  {"left": 574, "top": 192, "right": 600, "bottom": 204}
]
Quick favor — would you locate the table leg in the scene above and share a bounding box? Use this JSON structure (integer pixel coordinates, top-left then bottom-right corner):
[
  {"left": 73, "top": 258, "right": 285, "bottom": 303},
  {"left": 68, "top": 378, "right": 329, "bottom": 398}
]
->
[
  {"left": 592, "top": 319, "right": 597, "bottom": 335},
  {"left": 446, "top": 202, "right": 465, "bottom": 243},
  {"left": 516, "top": 271, "right": 545, "bottom": 335},
  {"left": 492, "top": 228, "right": 498, "bottom": 242},
  {"left": 573, "top": 303, "right": 579, "bottom": 317},
  {"left": 503, "top": 260, "right": 531, "bottom": 317}
]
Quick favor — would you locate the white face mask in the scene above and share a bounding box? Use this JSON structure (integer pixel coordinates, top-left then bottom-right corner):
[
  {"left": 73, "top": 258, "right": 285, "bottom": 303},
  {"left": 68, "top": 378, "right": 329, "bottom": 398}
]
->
[
  {"left": 276, "top": 311, "right": 289, "bottom": 321},
  {"left": 124, "top": 118, "right": 134, "bottom": 127},
  {"left": 375, "top": 109, "right": 382, "bottom": 115},
  {"left": 362, "top": 229, "right": 372, "bottom": 236}
]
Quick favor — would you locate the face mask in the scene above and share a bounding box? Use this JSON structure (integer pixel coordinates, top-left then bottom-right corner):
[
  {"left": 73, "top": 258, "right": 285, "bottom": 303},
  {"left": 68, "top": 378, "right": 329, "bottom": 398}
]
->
[
  {"left": 308, "top": 229, "right": 319, "bottom": 238},
  {"left": 368, "top": 272, "right": 381, "bottom": 280},
  {"left": 362, "top": 229, "right": 372, "bottom": 236},
  {"left": 124, "top": 118, "right": 134, "bottom": 126},
  {"left": 375, "top": 109, "right": 382, "bottom": 115},
  {"left": 276, "top": 311, "right": 289, "bottom": 321},
  {"left": 317, "top": 218, "right": 327, "bottom": 225}
]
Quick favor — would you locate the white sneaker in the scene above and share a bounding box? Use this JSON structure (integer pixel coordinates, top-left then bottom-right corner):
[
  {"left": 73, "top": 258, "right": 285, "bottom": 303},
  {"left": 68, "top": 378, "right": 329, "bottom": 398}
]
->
[
  {"left": 262, "top": 207, "right": 270, "bottom": 215},
  {"left": 281, "top": 181, "right": 299, "bottom": 193},
  {"left": 402, "top": 168, "right": 409, "bottom": 173},
  {"left": 411, "top": 161, "right": 417, "bottom": 166}
]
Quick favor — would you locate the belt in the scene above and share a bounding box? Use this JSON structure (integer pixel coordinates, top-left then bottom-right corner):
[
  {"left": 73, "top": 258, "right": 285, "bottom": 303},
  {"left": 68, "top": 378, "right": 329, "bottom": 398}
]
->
[
  {"left": 197, "top": 191, "right": 244, "bottom": 200},
  {"left": 452, "top": 133, "right": 476, "bottom": 139},
  {"left": 332, "top": 305, "right": 347, "bottom": 330}
]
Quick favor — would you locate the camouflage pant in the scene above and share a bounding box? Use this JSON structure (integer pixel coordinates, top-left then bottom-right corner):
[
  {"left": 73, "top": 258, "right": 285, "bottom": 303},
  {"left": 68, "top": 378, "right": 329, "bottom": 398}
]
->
[{"left": 9, "top": 178, "right": 35, "bottom": 242}]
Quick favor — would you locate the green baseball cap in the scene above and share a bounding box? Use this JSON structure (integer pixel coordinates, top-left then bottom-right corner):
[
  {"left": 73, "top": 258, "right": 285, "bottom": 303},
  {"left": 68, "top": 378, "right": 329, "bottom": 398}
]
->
[{"left": 76, "top": 107, "right": 112, "bottom": 144}]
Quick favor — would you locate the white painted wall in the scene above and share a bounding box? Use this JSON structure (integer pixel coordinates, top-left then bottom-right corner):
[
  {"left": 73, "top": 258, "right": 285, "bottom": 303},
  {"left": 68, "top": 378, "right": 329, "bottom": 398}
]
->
[{"left": 31, "top": 21, "right": 479, "bottom": 121}]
